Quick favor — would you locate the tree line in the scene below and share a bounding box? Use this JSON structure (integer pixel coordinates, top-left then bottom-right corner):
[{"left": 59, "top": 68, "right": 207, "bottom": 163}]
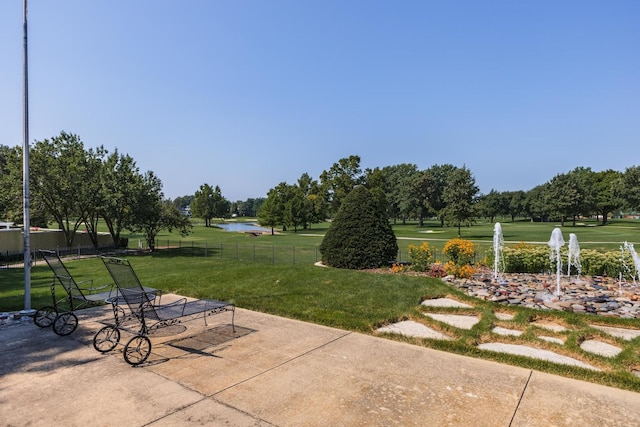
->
[
  {"left": 2, "top": 132, "right": 639, "bottom": 246},
  {"left": 255, "top": 155, "right": 640, "bottom": 236},
  {"left": 0, "top": 132, "right": 190, "bottom": 250}
]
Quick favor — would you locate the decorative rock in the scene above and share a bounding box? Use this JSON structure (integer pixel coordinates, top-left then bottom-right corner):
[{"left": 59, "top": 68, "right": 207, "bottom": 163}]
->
[
  {"left": 538, "top": 335, "right": 565, "bottom": 345},
  {"left": 531, "top": 321, "right": 567, "bottom": 332},
  {"left": 424, "top": 313, "right": 480, "bottom": 330},
  {"left": 446, "top": 272, "right": 640, "bottom": 319},
  {"left": 420, "top": 298, "right": 472, "bottom": 308},
  {"left": 376, "top": 320, "right": 452, "bottom": 340},
  {"left": 590, "top": 325, "right": 640, "bottom": 341},
  {"left": 478, "top": 343, "right": 600, "bottom": 371},
  {"left": 491, "top": 327, "right": 522, "bottom": 336},
  {"left": 543, "top": 300, "right": 564, "bottom": 311},
  {"left": 494, "top": 312, "right": 514, "bottom": 321},
  {"left": 580, "top": 339, "right": 622, "bottom": 357}
]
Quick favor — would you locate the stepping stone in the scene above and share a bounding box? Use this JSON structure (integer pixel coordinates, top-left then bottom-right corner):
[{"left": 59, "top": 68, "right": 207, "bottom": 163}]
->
[
  {"left": 580, "top": 340, "right": 622, "bottom": 357},
  {"left": 538, "top": 335, "right": 565, "bottom": 345},
  {"left": 424, "top": 314, "right": 480, "bottom": 330},
  {"left": 376, "top": 320, "right": 452, "bottom": 340},
  {"left": 420, "top": 298, "right": 472, "bottom": 308},
  {"left": 492, "top": 327, "right": 522, "bottom": 337},
  {"left": 590, "top": 324, "right": 640, "bottom": 341},
  {"left": 531, "top": 321, "right": 567, "bottom": 332},
  {"left": 494, "top": 312, "right": 514, "bottom": 321},
  {"left": 478, "top": 343, "right": 600, "bottom": 371}
]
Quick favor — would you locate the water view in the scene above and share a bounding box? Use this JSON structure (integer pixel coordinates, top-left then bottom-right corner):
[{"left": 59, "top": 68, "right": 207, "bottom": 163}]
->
[{"left": 216, "top": 223, "right": 271, "bottom": 233}]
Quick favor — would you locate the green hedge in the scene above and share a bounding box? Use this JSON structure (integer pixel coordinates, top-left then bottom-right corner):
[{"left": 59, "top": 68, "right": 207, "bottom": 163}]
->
[{"left": 496, "top": 246, "right": 637, "bottom": 278}]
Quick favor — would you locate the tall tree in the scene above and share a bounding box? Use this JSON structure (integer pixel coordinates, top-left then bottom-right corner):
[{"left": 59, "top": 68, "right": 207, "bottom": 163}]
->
[
  {"left": 549, "top": 168, "right": 593, "bottom": 226},
  {"left": 257, "top": 190, "right": 282, "bottom": 235},
  {"left": 0, "top": 145, "right": 24, "bottom": 224},
  {"left": 505, "top": 190, "right": 527, "bottom": 222},
  {"left": 191, "top": 183, "right": 217, "bottom": 227},
  {"left": 129, "top": 171, "right": 191, "bottom": 250},
  {"left": 82, "top": 145, "right": 108, "bottom": 248},
  {"left": 592, "top": 169, "right": 622, "bottom": 225},
  {"left": 383, "top": 163, "right": 419, "bottom": 224},
  {"left": 620, "top": 166, "right": 640, "bottom": 212},
  {"left": 524, "top": 183, "right": 552, "bottom": 222},
  {"left": 476, "top": 189, "right": 503, "bottom": 223},
  {"left": 441, "top": 166, "right": 479, "bottom": 237},
  {"left": 414, "top": 164, "right": 458, "bottom": 226},
  {"left": 100, "top": 150, "right": 143, "bottom": 248},
  {"left": 30, "top": 132, "right": 96, "bottom": 247},
  {"left": 319, "top": 155, "right": 364, "bottom": 216}
]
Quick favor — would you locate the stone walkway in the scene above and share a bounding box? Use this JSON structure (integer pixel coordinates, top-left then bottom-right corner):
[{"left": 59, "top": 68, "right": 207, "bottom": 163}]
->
[{"left": 377, "top": 297, "right": 640, "bottom": 375}]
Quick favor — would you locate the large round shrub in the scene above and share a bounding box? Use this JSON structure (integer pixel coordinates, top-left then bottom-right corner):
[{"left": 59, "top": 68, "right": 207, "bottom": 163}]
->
[{"left": 319, "top": 186, "right": 398, "bottom": 269}]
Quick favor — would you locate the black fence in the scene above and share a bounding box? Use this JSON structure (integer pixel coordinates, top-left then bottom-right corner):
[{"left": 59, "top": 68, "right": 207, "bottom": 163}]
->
[
  {"left": 2, "top": 239, "right": 464, "bottom": 269},
  {"left": 0, "top": 244, "right": 117, "bottom": 269},
  {"left": 153, "top": 240, "right": 419, "bottom": 266}
]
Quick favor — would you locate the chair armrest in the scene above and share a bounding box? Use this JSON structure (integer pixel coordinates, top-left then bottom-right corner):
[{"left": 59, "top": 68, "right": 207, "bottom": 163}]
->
[
  {"left": 76, "top": 278, "right": 109, "bottom": 292},
  {"left": 156, "top": 298, "right": 188, "bottom": 315},
  {"left": 86, "top": 282, "right": 113, "bottom": 293}
]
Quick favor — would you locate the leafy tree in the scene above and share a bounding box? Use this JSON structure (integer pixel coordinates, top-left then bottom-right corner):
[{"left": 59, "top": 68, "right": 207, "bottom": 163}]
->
[
  {"left": 82, "top": 145, "right": 108, "bottom": 248},
  {"left": 212, "top": 186, "right": 231, "bottom": 220},
  {"left": 0, "top": 145, "right": 24, "bottom": 223},
  {"left": 191, "top": 183, "right": 217, "bottom": 227},
  {"left": 382, "top": 163, "right": 419, "bottom": 224},
  {"left": 319, "top": 155, "right": 364, "bottom": 216},
  {"left": 30, "top": 132, "right": 98, "bottom": 247},
  {"left": 284, "top": 187, "right": 307, "bottom": 232},
  {"left": 413, "top": 164, "right": 458, "bottom": 227},
  {"left": 172, "top": 195, "right": 194, "bottom": 211},
  {"left": 319, "top": 186, "right": 397, "bottom": 269},
  {"left": 592, "top": 169, "right": 622, "bottom": 225},
  {"left": 505, "top": 190, "right": 527, "bottom": 222},
  {"left": 306, "top": 180, "right": 328, "bottom": 226},
  {"left": 100, "top": 150, "right": 143, "bottom": 248},
  {"left": 258, "top": 182, "right": 298, "bottom": 233},
  {"left": 547, "top": 172, "right": 582, "bottom": 226},
  {"left": 257, "top": 191, "right": 282, "bottom": 235},
  {"left": 441, "top": 166, "right": 479, "bottom": 237},
  {"left": 524, "top": 183, "right": 552, "bottom": 222},
  {"left": 620, "top": 166, "right": 640, "bottom": 212},
  {"left": 129, "top": 171, "right": 191, "bottom": 250},
  {"left": 476, "top": 189, "right": 503, "bottom": 223}
]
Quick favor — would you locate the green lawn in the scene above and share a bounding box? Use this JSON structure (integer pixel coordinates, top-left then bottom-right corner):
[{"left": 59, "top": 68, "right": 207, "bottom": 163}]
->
[{"left": 2, "top": 218, "right": 640, "bottom": 392}]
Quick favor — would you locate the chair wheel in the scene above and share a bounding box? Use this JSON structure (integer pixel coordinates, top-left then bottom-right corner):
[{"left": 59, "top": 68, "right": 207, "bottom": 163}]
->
[
  {"left": 53, "top": 312, "right": 78, "bottom": 336},
  {"left": 93, "top": 326, "right": 121, "bottom": 352},
  {"left": 34, "top": 306, "right": 57, "bottom": 328},
  {"left": 123, "top": 335, "right": 152, "bottom": 366}
]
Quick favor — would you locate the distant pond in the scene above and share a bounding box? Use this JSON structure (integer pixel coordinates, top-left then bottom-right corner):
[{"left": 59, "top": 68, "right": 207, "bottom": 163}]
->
[{"left": 215, "top": 223, "right": 271, "bottom": 233}]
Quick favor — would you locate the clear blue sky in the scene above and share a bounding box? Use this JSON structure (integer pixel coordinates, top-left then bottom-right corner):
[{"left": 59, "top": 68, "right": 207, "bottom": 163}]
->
[{"left": 1, "top": 1, "right": 638, "bottom": 201}]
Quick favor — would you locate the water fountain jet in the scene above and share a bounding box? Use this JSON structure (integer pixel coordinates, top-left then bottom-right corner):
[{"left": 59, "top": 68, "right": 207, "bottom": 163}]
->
[
  {"left": 621, "top": 241, "right": 640, "bottom": 284},
  {"left": 493, "top": 222, "right": 504, "bottom": 281},
  {"left": 567, "top": 233, "right": 581, "bottom": 279},
  {"left": 548, "top": 228, "right": 565, "bottom": 296}
]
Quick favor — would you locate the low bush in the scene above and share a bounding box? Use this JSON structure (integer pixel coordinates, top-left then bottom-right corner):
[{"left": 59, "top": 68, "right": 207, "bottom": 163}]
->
[{"left": 407, "top": 242, "right": 433, "bottom": 272}]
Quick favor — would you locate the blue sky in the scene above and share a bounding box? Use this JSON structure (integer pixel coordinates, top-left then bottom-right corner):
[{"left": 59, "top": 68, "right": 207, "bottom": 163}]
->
[{"left": 1, "top": 1, "right": 638, "bottom": 201}]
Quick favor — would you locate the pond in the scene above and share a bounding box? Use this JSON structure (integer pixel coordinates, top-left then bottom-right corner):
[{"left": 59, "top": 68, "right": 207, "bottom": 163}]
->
[{"left": 215, "top": 223, "right": 271, "bottom": 233}]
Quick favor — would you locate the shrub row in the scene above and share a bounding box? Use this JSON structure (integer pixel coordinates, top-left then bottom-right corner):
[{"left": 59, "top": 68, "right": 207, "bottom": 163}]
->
[
  {"left": 406, "top": 239, "right": 639, "bottom": 279},
  {"left": 498, "top": 244, "right": 637, "bottom": 279}
]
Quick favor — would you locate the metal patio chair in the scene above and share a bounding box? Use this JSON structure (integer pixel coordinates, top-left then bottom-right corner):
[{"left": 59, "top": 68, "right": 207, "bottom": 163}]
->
[
  {"left": 94, "top": 256, "right": 235, "bottom": 365},
  {"left": 34, "top": 250, "right": 159, "bottom": 336}
]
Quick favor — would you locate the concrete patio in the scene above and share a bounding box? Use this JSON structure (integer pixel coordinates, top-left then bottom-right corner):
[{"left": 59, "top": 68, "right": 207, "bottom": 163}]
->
[{"left": 1, "top": 297, "right": 639, "bottom": 426}]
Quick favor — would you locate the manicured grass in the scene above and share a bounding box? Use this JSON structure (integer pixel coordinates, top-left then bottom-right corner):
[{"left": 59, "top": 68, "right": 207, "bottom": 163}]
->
[
  {"left": 3, "top": 251, "right": 640, "bottom": 392},
  {"left": 126, "top": 217, "right": 640, "bottom": 261},
  {"left": 2, "top": 218, "right": 640, "bottom": 392}
]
